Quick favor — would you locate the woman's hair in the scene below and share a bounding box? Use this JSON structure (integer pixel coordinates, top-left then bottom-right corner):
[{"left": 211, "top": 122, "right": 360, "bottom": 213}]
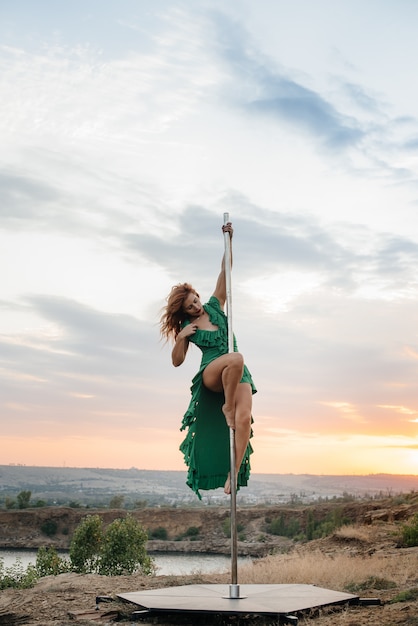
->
[{"left": 160, "top": 282, "right": 199, "bottom": 342}]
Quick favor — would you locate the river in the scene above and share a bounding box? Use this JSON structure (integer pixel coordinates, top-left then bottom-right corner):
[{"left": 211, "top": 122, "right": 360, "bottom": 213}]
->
[{"left": 0, "top": 549, "right": 250, "bottom": 576}]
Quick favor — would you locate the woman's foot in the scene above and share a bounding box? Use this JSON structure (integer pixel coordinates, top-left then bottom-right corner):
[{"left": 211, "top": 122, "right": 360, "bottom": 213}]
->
[
  {"left": 224, "top": 472, "right": 238, "bottom": 495},
  {"left": 222, "top": 404, "right": 235, "bottom": 429}
]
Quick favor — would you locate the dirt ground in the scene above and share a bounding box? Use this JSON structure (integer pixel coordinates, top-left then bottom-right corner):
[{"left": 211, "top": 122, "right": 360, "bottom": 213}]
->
[
  {"left": 1, "top": 569, "right": 417, "bottom": 626},
  {"left": 1, "top": 548, "right": 417, "bottom": 626}
]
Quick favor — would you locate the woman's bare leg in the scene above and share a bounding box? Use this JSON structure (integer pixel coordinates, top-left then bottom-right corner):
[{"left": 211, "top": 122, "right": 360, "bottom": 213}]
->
[
  {"left": 202, "top": 354, "right": 252, "bottom": 494},
  {"left": 202, "top": 352, "right": 244, "bottom": 428},
  {"left": 224, "top": 382, "right": 252, "bottom": 495}
]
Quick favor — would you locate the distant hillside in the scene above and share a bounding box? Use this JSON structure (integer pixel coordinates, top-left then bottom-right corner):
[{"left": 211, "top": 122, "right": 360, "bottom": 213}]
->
[
  {"left": 1, "top": 465, "right": 418, "bottom": 506},
  {"left": 1, "top": 493, "right": 418, "bottom": 554}
]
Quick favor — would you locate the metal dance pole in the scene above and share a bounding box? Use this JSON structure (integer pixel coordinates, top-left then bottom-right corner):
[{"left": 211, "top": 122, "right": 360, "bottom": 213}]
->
[{"left": 223, "top": 212, "right": 240, "bottom": 599}]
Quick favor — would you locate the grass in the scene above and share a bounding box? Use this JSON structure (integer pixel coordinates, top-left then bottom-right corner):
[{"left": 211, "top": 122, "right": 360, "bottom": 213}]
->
[
  {"left": 390, "top": 588, "right": 418, "bottom": 603},
  {"left": 332, "top": 523, "right": 372, "bottom": 542},
  {"left": 238, "top": 547, "right": 418, "bottom": 593}
]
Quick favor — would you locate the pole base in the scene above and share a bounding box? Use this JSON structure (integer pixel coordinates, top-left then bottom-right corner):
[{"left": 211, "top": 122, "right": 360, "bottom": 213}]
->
[{"left": 222, "top": 584, "right": 247, "bottom": 600}]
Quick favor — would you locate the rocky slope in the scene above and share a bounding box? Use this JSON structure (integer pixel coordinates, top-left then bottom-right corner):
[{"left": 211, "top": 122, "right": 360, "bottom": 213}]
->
[{"left": 1, "top": 497, "right": 417, "bottom": 556}]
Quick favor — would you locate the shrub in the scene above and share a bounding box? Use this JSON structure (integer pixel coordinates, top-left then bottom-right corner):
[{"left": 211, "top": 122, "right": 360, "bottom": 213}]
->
[
  {"left": 390, "top": 588, "right": 418, "bottom": 603},
  {"left": 345, "top": 576, "right": 396, "bottom": 593},
  {"left": 36, "top": 546, "right": 70, "bottom": 577},
  {"left": 109, "top": 495, "right": 125, "bottom": 509},
  {"left": 150, "top": 526, "right": 168, "bottom": 540},
  {"left": 69, "top": 513, "right": 153, "bottom": 575},
  {"left": 266, "top": 508, "right": 349, "bottom": 541},
  {"left": 99, "top": 515, "right": 153, "bottom": 575},
  {"left": 5, "top": 496, "right": 15, "bottom": 510},
  {"left": 17, "top": 490, "right": 32, "bottom": 509},
  {"left": 266, "top": 514, "right": 301, "bottom": 538},
  {"left": 310, "top": 508, "right": 350, "bottom": 539},
  {"left": 0, "top": 558, "right": 38, "bottom": 590},
  {"left": 40, "top": 519, "right": 58, "bottom": 537},
  {"left": 174, "top": 526, "right": 201, "bottom": 541},
  {"left": 34, "top": 500, "right": 47, "bottom": 508},
  {"left": 69, "top": 514, "right": 103, "bottom": 573},
  {"left": 222, "top": 518, "right": 245, "bottom": 538},
  {"left": 399, "top": 513, "right": 418, "bottom": 547}
]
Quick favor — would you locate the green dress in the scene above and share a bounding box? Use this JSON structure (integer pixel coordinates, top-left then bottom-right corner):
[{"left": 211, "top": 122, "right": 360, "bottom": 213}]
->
[{"left": 179, "top": 296, "right": 256, "bottom": 499}]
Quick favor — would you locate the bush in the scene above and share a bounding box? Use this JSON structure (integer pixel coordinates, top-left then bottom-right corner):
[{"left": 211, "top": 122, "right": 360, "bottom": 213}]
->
[
  {"left": 390, "top": 588, "right": 418, "bottom": 603},
  {"left": 346, "top": 576, "right": 396, "bottom": 593},
  {"left": 150, "top": 526, "right": 168, "bottom": 540},
  {"left": 99, "top": 515, "right": 153, "bottom": 575},
  {"left": 0, "top": 558, "right": 38, "bottom": 590},
  {"left": 266, "top": 514, "right": 301, "bottom": 538},
  {"left": 69, "top": 513, "right": 153, "bottom": 575},
  {"left": 36, "top": 546, "right": 70, "bottom": 577},
  {"left": 69, "top": 514, "right": 103, "bottom": 573},
  {"left": 266, "top": 508, "right": 349, "bottom": 541},
  {"left": 5, "top": 496, "right": 15, "bottom": 509},
  {"left": 174, "top": 526, "right": 201, "bottom": 541},
  {"left": 17, "top": 490, "right": 32, "bottom": 509},
  {"left": 109, "top": 495, "right": 125, "bottom": 509},
  {"left": 399, "top": 513, "right": 418, "bottom": 547},
  {"left": 308, "top": 509, "right": 347, "bottom": 540},
  {"left": 40, "top": 519, "right": 58, "bottom": 537},
  {"left": 222, "top": 518, "right": 245, "bottom": 538},
  {"left": 33, "top": 500, "right": 47, "bottom": 508}
]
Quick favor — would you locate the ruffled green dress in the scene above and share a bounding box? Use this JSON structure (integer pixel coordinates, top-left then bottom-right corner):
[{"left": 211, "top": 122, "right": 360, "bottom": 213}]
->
[{"left": 179, "top": 296, "right": 256, "bottom": 499}]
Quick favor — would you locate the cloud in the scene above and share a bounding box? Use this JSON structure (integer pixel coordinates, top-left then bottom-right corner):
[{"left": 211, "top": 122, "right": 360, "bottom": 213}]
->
[
  {"left": 123, "top": 198, "right": 418, "bottom": 306},
  {"left": 0, "top": 169, "right": 60, "bottom": 223},
  {"left": 208, "top": 11, "right": 364, "bottom": 149},
  {"left": 404, "top": 137, "right": 418, "bottom": 151},
  {"left": 205, "top": 10, "right": 418, "bottom": 192},
  {"left": 0, "top": 296, "right": 163, "bottom": 428},
  {"left": 0, "top": 293, "right": 200, "bottom": 458},
  {"left": 247, "top": 80, "right": 363, "bottom": 149},
  {"left": 25, "top": 294, "right": 159, "bottom": 373},
  {"left": 342, "top": 81, "right": 382, "bottom": 113},
  {"left": 124, "top": 203, "right": 357, "bottom": 286},
  {"left": 377, "top": 236, "right": 418, "bottom": 273}
]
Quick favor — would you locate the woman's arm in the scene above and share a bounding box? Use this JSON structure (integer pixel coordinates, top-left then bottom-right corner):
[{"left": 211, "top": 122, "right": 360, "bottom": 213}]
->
[
  {"left": 171, "top": 323, "right": 198, "bottom": 366},
  {"left": 172, "top": 334, "right": 189, "bottom": 367},
  {"left": 212, "top": 222, "right": 233, "bottom": 309}
]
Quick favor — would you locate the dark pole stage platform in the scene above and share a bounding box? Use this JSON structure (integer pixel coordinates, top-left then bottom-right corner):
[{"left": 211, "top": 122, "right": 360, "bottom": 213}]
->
[{"left": 117, "top": 583, "right": 359, "bottom": 622}]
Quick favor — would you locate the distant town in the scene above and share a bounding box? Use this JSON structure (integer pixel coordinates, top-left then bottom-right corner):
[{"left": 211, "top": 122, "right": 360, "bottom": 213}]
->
[{"left": 1, "top": 465, "right": 418, "bottom": 508}]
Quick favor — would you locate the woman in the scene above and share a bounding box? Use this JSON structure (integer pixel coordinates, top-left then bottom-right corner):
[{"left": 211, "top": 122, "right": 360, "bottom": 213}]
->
[{"left": 160, "top": 222, "right": 256, "bottom": 498}]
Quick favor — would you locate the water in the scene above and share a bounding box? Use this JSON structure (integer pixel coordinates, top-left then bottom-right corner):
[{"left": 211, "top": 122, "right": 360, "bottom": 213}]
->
[{"left": 0, "top": 549, "right": 249, "bottom": 576}]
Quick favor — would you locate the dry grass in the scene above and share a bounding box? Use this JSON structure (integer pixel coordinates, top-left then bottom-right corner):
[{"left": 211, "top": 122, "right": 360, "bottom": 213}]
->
[
  {"left": 332, "top": 523, "right": 373, "bottom": 543},
  {"left": 239, "top": 549, "right": 418, "bottom": 592}
]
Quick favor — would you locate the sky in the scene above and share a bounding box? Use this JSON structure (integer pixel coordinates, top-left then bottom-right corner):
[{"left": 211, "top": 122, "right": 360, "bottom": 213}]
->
[{"left": 1, "top": 0, "right": 418, "bottom": 481}]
